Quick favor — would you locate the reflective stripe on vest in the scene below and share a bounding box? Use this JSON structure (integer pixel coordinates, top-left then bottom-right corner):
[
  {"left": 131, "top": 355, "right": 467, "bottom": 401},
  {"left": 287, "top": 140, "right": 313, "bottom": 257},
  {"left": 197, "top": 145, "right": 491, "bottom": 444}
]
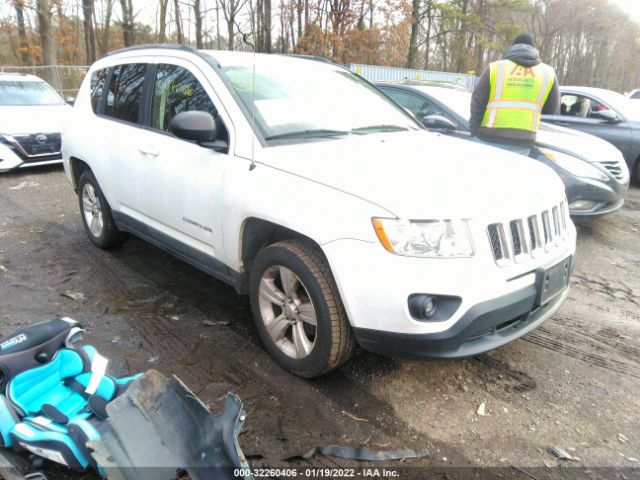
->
[{"left": 482, "top": 59, "right": 554, "bottom": 132}]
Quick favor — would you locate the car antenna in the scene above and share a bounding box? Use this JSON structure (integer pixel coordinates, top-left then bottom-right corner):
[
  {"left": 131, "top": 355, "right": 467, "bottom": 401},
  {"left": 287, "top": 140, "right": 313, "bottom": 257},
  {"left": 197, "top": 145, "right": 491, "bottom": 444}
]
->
[{"left": 237, "top": 21, "right": 257, "bottom": 171}]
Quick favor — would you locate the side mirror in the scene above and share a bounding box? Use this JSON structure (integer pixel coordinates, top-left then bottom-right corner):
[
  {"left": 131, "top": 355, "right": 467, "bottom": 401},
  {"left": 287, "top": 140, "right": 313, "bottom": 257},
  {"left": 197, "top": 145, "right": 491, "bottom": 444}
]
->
[
  {"left": 592, "top": 109, "right": 621, "bottom": 123},
  {"left": 422, "top": 115, "right": 458, "bottom": 131},
  {"left": 169, "top": 111, "right": 217, "bottom": 143},
  {"left": 65, "top": 96, "right": 75, "bottom": 105}
]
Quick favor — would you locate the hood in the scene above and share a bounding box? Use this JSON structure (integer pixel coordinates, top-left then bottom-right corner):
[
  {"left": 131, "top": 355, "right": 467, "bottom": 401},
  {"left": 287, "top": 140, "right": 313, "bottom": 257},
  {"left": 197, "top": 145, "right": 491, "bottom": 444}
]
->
[
  {"left": 258, "top": 131, "right": 565, "bottom": 219},
  {"left": 504, "top": 44, "right": 541, "bottom": 67},
  {"left": 0, "top": 104, "right": 70, "bottom": 135},
  {"left": 537, "top": 122, "right": 624, "bottom": 163}
]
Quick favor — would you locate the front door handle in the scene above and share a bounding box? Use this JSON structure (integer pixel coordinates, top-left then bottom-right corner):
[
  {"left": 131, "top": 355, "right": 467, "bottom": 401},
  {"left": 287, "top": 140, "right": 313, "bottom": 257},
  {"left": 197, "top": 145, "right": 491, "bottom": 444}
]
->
[{"left": 138, "top": 146, "right": 159, "bottom": 157}]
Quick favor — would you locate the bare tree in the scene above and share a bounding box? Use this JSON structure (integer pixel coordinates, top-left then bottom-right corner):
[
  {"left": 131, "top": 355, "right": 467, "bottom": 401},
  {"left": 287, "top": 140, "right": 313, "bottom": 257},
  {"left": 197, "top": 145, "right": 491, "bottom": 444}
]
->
[
  {"left": 37, "top": 0, "right": 57, "bottom": 66},
  {"left": 173, "top": 0, "right": 184, "bottom": 43},
  {"left": 95, "top": 0, "right": 115, "bottom": 55},
  {"left": 220, "top": 0, "right": 248, "bottom": 50},
  {"left": 193, "top": 0, "right": 203, "bottom": 48},
  {"left": 119, "top": 0, "right": 134, "bottom": 46},
  {"left": 82, "top": 0, "right": 97, "bottom": 63},
  {"left": 158, "top": 0, "right": 169, "bottom": 42},
  {"left": 406, "top": 0, "right": 420, "bottom": 68},
  {"left": 11, "top": 0, "right": 31, "bottom": 64}
]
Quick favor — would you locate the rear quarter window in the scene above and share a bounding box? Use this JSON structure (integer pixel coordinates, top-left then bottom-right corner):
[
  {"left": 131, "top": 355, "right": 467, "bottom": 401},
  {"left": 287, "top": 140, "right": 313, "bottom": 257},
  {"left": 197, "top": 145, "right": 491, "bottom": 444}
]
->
[
  {"left": 104, "top": 63, "right": 147, "bottom": 124},
  {"left": 90, "top": 68, "right": 108, "bottom": 113}
]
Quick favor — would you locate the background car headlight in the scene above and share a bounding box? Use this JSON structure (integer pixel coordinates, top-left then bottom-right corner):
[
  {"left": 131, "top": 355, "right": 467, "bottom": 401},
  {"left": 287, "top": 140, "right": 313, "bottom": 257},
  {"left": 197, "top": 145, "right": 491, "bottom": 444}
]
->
[
  {"left": 372, "top": 218, "right": 474, "bottom": 257},
  {"left": 541, "top": 148, "right": 609, "bottom": 181}
]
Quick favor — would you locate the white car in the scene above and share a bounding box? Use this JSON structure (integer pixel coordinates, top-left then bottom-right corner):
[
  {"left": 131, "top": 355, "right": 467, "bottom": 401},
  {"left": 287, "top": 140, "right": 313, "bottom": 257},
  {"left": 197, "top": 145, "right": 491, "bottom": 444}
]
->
[
  {"left": 0, "top": 73, "right": 70, "bottom": 172},
  {"left": 627, "top": 89, "right": 640, "bottom": 101},
  {"left": 62, "top": 46, "right": 576, "bottom": 377}
]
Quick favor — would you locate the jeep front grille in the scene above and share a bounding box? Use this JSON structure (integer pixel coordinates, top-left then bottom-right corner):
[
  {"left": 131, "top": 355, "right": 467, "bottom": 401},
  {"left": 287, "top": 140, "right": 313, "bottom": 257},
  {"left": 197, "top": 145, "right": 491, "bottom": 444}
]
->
[{"left": 487, "top": 201, "right": 569, "bottom": 266}]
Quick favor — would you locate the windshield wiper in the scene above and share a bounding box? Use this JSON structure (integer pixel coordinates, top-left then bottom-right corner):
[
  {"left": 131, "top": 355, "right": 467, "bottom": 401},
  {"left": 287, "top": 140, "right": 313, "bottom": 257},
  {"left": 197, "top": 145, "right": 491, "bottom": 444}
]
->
[
  {"left": 264, "top": 129, "right": 350, "bottom": 140},
  {"left": 351, "top": 124, "right": 409, "bottom": 134}
]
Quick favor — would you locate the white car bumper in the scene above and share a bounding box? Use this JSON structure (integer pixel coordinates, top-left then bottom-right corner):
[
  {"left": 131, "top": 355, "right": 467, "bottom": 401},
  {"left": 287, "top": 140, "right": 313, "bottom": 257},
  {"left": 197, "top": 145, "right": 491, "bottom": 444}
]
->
[
  {"left": 323, "top": 220, "right": 576, "bottom": 359},
  {"left": 0, "top": 138, "right": 62, "bottom": 172}
]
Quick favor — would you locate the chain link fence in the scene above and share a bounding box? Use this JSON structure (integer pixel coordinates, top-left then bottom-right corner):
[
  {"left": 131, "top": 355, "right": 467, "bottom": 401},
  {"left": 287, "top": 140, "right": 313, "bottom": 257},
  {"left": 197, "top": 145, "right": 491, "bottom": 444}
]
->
[
  {"left": 349, "top": 63, "right": 478, "bottom": 90},
  {"left": 0, "top": 65, "right": 90, "bottom": 99}
]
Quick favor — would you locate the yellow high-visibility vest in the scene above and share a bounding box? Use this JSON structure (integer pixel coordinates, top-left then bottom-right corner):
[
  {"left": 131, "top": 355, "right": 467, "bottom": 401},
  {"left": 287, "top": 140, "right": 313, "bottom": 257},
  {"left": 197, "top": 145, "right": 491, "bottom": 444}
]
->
[{"left": 481, "top": 59, "right": 555, "bottom": 132}]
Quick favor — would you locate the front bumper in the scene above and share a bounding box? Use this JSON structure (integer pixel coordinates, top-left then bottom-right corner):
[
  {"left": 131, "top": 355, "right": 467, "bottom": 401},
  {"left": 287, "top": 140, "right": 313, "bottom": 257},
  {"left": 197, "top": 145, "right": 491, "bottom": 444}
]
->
[
  {"left": 532, "top": 152, "right": 628, "bottom": 219},
  {"left": 354, "top": 279, "right": 570, "bottom": 359},
  {"left": 0, "top": 138, "right": 62, "bottom": 172}
]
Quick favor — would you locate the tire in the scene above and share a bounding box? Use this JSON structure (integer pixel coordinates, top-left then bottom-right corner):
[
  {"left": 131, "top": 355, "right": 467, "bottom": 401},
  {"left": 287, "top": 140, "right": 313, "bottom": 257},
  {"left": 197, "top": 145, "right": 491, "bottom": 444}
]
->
[
  {"left": 249, "top": 239, "right": 355, "bottom": 378},
  {"left": 78, "top": 171, "right": 127, "bottom": 249}
]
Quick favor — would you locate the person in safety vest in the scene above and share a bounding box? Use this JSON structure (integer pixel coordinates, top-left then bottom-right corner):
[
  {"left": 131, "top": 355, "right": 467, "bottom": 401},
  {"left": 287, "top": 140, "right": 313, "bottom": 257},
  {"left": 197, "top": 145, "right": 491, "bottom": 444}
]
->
[{"left": 470, "top": 33, "right": 560, "bottom": 156}]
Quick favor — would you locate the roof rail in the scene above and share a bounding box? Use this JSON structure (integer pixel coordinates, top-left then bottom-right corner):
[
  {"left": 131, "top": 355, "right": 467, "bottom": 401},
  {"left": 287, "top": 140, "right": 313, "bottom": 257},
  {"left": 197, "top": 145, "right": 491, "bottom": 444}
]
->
[
  {"left": 104, "top": 43, "right": 199, "bottom": 57},
  {"left": 283, "top": 54, "right": 334, "bottom": 64}
]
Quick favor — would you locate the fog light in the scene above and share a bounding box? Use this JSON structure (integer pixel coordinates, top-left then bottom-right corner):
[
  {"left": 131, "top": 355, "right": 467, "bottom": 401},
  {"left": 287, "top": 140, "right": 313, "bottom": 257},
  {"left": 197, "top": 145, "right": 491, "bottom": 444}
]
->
[
  {"left": 569, "top": 199, "right": 596, "bottom": 211},
  {"left": 408, "top": 294, "right": 438, "bottom": 319},
  {"left": 408, "top": 294, "right": 462, "bottom": 322}
]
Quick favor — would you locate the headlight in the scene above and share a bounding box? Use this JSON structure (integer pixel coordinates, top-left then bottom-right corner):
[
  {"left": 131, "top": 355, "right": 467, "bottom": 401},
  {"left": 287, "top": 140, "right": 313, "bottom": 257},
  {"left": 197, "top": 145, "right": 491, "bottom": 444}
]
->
[
  {"left": 541, "top": 148, "right": 608, "bottom": 180},
  {"left": 372, "top": 218, "right": 474, "bottom": 258}
]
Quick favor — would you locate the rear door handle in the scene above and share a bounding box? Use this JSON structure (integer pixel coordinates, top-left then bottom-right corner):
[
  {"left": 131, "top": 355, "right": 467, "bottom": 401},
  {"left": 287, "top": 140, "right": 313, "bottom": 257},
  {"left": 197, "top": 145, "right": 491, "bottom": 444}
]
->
[{"left": 138, "top": 146, "right": 159, "bottom": 157}]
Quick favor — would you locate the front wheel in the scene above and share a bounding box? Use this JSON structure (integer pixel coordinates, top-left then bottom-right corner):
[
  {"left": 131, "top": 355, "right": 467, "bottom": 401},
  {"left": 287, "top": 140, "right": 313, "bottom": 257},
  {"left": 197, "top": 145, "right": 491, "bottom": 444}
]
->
[
  {"left": 78, "top": 171, "right": 127, "bottom": 249},
  {"left": 249, "top": 239, "right": 355, "bottom": 378}
]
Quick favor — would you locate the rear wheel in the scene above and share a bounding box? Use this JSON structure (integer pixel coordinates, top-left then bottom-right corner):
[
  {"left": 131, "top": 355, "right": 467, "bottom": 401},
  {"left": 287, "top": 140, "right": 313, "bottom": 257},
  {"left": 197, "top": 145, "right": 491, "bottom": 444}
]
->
[
  {"left": 78, "top": 171, "right": 127, "bottom": 249},
  {"left": 249, "top": 239, "right": 355, "bottom": 378}
]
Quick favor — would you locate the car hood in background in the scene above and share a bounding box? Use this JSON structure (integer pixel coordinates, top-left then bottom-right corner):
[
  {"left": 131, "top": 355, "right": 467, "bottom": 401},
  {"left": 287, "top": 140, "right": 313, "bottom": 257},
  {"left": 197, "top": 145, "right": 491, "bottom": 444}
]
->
[
  {"left": 259, "top": 130, "right": 565, "bottom": 219},
  {"left": 0, "top": 104, "right": 70, "bottom": 134},
  {"left": 536, "top": 122, "right": 623, "bottom": 163}
]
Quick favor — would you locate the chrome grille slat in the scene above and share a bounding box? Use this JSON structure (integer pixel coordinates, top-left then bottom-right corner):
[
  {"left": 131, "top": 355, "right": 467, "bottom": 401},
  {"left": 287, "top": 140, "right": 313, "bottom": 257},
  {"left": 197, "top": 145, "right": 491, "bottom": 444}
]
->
[{"left": 488, "top": 201, "right": 569, "bottom": 266}]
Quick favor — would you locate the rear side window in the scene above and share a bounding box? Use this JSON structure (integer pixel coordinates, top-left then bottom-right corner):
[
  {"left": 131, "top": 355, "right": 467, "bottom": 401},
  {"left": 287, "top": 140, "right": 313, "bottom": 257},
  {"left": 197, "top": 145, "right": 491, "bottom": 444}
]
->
[
  {"left": 632, "top": 91, "right": 640, "bottom": 99},
  {"left": 90, "top": 68, "right": 107, "bottom": 113},
  {"left": 104, "top": 63, "right": 147, "bottom": 123},
  {"left": 150, "top": 64, "right": 218, "bottom": 131}
]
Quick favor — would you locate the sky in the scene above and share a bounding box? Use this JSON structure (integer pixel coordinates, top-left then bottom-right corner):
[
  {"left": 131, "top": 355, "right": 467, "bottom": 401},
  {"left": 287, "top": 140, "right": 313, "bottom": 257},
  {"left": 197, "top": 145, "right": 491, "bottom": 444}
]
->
[{"left": 611, "top": 0, "right": 640, "bottom": 22}]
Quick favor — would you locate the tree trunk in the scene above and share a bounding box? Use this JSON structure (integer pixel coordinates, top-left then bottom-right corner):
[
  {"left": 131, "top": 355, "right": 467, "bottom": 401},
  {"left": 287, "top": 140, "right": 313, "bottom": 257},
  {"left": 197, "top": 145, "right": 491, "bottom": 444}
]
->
[
  {"left": 193, "top": 0, "right": 203, "bottom": 48},
  {"left": 13, "top": 1, "right": 30, "bottom": 64},
  {"left": 82, "top": 0, "right": 97, "bottom": 63},
  {"left": 37, "top": 0, "right": 57, "bottom": 68},
  {"left": 119, "top": 0, "right": 134, "bottom": 46},
  {"left": 216, "top": 2, "right": 222, "bottom": 49},
  {"left": 100, "top": 0, "right": 114, "bottom": 55},
  {"left": 174, "top": 0, "right": 184, "bottom": 43},
  {"left": 406, "top": 0, "right": 420, "bottom": 68},
  {"left": 264, "top": 0, "right": 272, "bottom": 52},
  {"left": 227, "top": 4, "right": 234, "bottom": 51},
  {"left": 158, "top": 0, "right": 169, "bottom": 42}
]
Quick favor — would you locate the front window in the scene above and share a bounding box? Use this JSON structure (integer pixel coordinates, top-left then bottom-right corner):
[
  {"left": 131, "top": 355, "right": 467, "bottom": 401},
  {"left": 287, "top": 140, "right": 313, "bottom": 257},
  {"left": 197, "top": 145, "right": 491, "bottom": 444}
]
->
[
  {"left": 150, "top": 64, "right": 218, "bottom": 132},
  {"left": 0, "top": 79, "right": 63, "bottom": 106},
  {"left": 216, "top": 55, "right": 418, "bottom": 141}
]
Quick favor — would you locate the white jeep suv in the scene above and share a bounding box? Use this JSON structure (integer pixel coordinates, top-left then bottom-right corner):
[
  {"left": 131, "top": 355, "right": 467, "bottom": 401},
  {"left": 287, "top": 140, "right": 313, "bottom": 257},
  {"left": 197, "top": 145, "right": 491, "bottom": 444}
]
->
[
  {"left": 0, "top": 73, "right": 70, "bottom": 172},
  {"left": 62, "top": 45, "right": 576, "bottom": 377}
]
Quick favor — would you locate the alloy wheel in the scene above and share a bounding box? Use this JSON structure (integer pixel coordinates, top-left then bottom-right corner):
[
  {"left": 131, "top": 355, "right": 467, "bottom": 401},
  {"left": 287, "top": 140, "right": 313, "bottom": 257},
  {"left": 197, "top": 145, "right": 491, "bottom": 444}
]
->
[
  {"left": 258, "top": 265, "right": 318, "bottom": 359},
  {"left": 82, "top": 183, "right": 104, "bottom": 238}
]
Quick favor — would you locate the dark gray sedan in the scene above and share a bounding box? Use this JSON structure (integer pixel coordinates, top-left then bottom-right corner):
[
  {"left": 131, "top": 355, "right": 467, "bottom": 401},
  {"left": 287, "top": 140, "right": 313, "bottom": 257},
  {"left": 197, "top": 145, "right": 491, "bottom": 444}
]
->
[
  {"left": 377, "top": 81, "right": 629, "bottom": 220},
  {"left": 542, "top": 86, "right": 640, "bottom": 183}
]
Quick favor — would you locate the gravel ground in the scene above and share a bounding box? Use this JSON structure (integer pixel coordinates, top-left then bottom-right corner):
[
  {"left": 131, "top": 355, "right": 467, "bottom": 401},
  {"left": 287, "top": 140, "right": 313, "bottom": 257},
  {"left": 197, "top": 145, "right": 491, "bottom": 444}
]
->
[{"left": 0, "top": 166, "right": 639, "bottom": 480}]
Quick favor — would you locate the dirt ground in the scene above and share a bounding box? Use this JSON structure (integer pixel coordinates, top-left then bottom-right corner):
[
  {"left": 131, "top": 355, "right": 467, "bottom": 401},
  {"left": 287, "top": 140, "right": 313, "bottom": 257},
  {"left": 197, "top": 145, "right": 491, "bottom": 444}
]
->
[{"left": 1, "top": 166, "right": 639, "bottom": 480}]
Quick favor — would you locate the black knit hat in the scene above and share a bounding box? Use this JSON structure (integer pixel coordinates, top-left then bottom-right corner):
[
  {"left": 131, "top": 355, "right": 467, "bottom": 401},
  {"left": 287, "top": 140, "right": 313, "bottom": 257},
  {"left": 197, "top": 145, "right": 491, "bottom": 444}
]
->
[{"left": 512, "top": 33, "right": 534, "bottom": 46}]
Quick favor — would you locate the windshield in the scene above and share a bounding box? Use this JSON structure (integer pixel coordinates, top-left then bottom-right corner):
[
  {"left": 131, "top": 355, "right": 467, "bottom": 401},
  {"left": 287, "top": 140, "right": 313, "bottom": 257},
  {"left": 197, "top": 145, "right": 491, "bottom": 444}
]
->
[
  {"left": 216, "top": 54, "right": 418, "bottom": 140},
  {"left": 0, "top": 79, "right": 63, "bottom": 106}
]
